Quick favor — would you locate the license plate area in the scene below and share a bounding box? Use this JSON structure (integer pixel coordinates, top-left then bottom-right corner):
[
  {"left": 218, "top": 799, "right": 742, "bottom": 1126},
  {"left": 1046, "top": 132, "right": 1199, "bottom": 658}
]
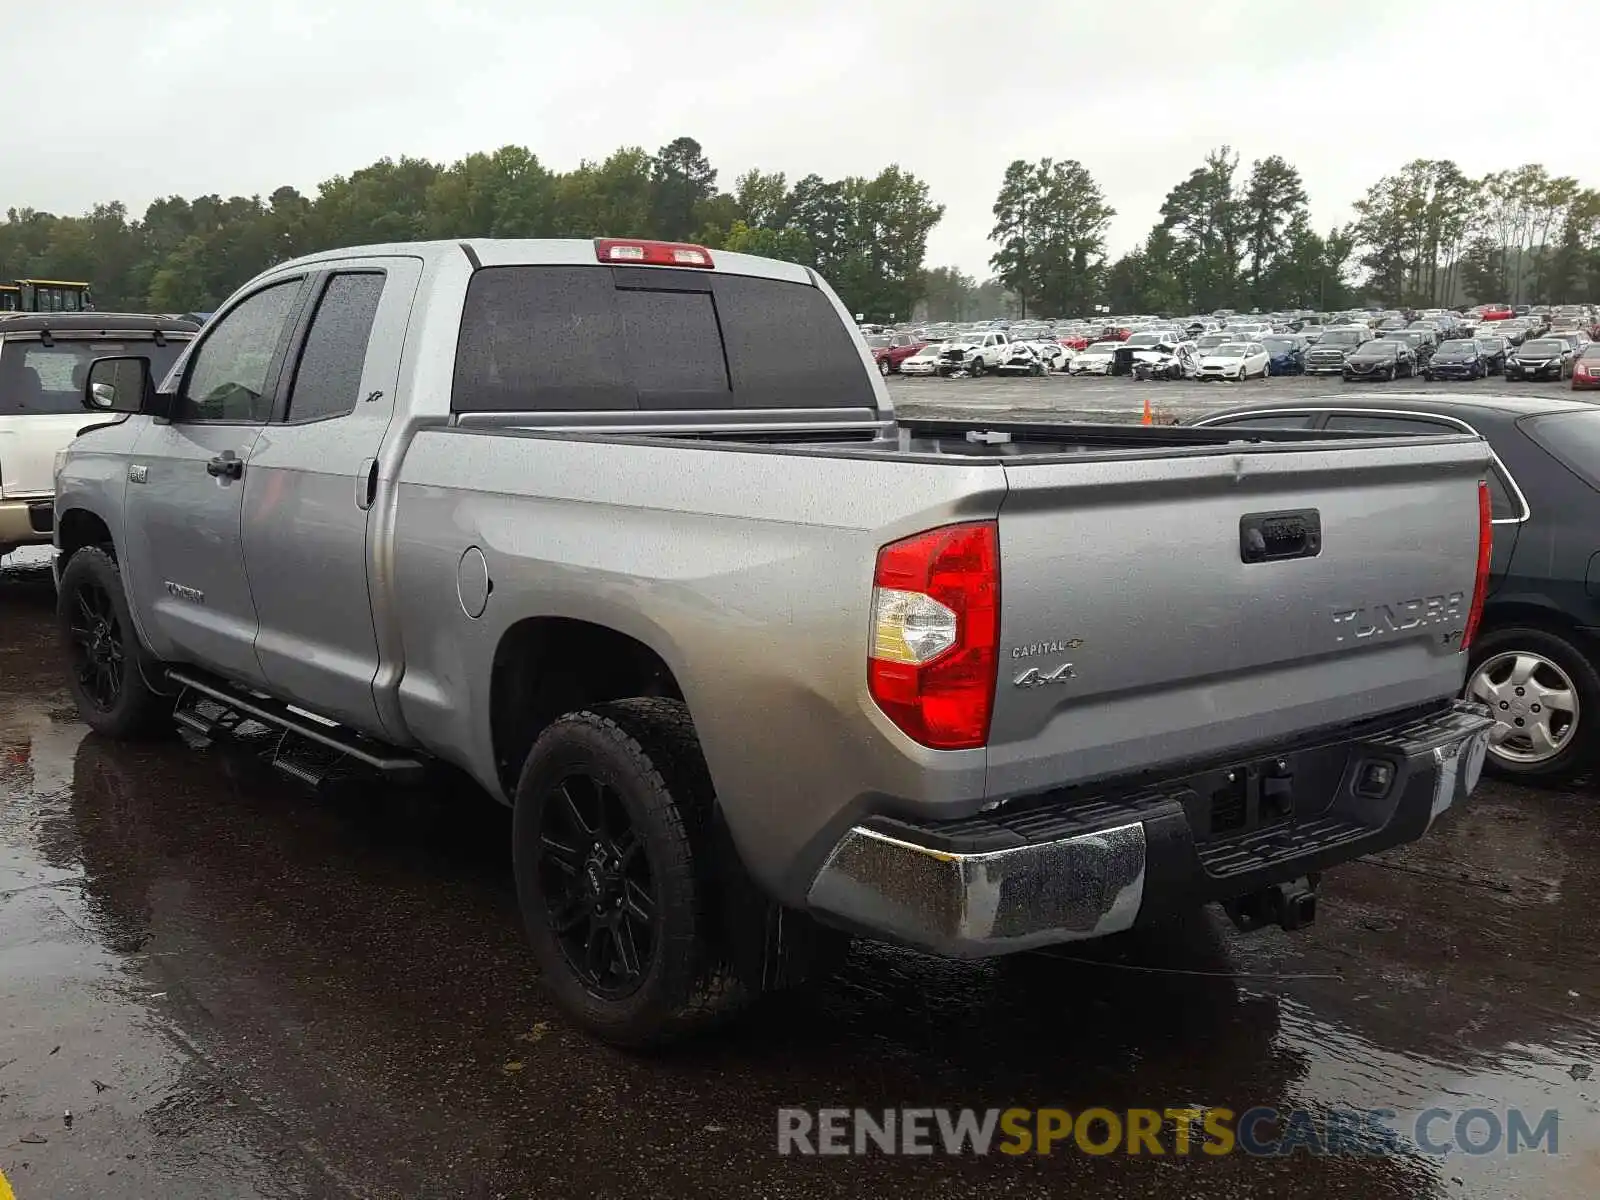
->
[{"left": 1179, "top": 742, "right": 1352, "bottom": 842}]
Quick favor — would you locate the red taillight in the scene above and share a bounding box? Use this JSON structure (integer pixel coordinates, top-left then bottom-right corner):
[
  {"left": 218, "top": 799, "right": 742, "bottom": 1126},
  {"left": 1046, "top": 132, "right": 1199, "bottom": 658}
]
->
[
  {"left": 1462, "top": 480, "right": 1493, "bottom": 652},
  {"left": 868, "top": 521, "right": 1000, "bottom": 750},
  {"left": 594, "top": 238, "right": 714, "bottom": 268}
]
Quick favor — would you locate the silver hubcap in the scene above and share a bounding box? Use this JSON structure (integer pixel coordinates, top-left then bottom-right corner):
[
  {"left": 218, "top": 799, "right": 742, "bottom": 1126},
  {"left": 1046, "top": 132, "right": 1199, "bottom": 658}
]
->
[{"left": 1468, "top": 651, "right": 1580, "bottom": 765}]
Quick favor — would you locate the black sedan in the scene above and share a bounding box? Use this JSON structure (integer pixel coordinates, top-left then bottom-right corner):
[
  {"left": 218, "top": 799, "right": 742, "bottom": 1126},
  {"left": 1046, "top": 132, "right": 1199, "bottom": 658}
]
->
[
  {"left": 1424, "top": 338, "right": 1489, "bottom": 381},
  {"left": 1474, "top": 335, "right": 1509, "bottom": 374},
  {"left": 1505, "top": 337, "right": 1572, "bottom": 381},
  {"left": 1342, "top": 338, "right": 1416, "bottom": 381},
  {"left": 1193, "top": 393, "right": 1600, "bottom": 782}
]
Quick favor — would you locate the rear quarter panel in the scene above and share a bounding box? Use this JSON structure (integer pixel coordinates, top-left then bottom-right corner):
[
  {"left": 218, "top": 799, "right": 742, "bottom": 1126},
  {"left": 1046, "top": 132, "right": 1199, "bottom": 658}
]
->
[{"left": 391, "top": 430, "right": 1006, "bottom": 902}]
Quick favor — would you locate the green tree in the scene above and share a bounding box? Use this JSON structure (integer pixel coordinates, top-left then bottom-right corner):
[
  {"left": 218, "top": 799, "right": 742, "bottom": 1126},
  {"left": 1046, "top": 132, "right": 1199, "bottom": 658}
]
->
[
  {"left": 987, "top": 158, "right": 1112, "bottom": 318},
  {"left": 989, "top": 160, "right": 1040, "bottom": 317},
  {"left": 650, "top": 136, "right": 717, "bottom": 241},
  {"left": 425, "top": 145, "right": 555, "bottom": 238},
  {"left": 1159, "top": 146, "right": 1242, "bottom": 311},
  {"left": 721, "top": 219, "right": 813, "bottom": 264},
  {"left": 551, "top": 147, "right": 655, "bottom": 238},
  {"left": 919, "top": 266, "right": 979, "bottom": 321},
  {"left": 1240, "top": 155, "right": 1308, "bottom": 308},
  {"left": 733, "top": 169, "right": 790, "bottom": 229}
]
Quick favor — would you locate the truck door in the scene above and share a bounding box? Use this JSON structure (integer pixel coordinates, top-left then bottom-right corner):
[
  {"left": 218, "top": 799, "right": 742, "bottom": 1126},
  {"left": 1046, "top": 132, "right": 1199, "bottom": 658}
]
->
[
  {"left": 241, "top": 259, "right": 422, "bottom": 738},
  {"left": 121, "top": 277, "right": 308, "bottom": 685}
]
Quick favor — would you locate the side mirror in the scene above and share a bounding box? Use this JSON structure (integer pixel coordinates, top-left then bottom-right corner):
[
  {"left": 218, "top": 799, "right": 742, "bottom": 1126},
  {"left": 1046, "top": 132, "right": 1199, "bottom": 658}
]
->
[{"left": 84, "top": 355, "right": 153, "bottom": 414}]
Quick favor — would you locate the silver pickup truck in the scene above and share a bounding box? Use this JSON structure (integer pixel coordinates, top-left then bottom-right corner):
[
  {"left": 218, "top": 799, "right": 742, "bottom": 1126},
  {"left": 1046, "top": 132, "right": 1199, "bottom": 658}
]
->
[{"left": 54, "top": 237, "right": 1496, "bottom": 1045}]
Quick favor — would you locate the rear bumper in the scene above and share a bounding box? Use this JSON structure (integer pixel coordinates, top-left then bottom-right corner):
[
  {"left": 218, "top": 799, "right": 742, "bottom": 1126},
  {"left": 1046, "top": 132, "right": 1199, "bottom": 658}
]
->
[
  {"left": 0, "top": 498, "right": 53, "bottom": 547},
  {"left": 806, "top": 701, "right": 1493, "bottom": 957}
]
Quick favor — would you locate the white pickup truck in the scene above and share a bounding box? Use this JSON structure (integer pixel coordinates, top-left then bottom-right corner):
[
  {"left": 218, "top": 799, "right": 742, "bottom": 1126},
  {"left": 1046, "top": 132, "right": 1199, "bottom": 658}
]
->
[
  {"left": 0, "top": 313, "right": 196, "bottom": 561},
  {"left": 936, "top": 329, "right": 1011, "bottom": 376}
]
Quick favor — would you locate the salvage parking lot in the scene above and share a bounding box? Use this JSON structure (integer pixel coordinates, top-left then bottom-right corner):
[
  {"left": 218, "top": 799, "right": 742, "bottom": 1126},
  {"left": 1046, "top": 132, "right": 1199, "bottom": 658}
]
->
[
  {"left": 887, "top": 368, "right": 1592, "bottom": 426},
  {"left": 3, "top": 396, "right": 1599, "bottom": 1198}
]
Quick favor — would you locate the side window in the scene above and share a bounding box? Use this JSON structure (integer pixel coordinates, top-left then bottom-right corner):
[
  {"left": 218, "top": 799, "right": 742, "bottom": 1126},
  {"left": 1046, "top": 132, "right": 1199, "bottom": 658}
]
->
[
  {"left": 283, "top": 273, "right": 386, "bottom": 423},
  {"left": 1206, "top": 414, "right": 1316, "bottom": 431},
  {"left": 1324, "top": 414, "right": 1454, "bottom": 435},
  {"left": 177, "top": 280, "right": 301, "bottom": 423}
]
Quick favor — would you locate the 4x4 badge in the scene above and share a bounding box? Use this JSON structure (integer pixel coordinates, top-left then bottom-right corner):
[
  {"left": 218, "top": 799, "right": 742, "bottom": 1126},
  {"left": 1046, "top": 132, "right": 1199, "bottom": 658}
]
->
[{"left": 1014, "top": 663, "right": 1077, "bottom": 688}]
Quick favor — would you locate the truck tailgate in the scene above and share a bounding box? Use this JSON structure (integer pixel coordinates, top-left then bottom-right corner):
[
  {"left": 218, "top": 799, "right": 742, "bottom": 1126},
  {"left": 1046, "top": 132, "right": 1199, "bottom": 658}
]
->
[{"left": 986, "top": 435, "right": 1491, "bottom": 798}]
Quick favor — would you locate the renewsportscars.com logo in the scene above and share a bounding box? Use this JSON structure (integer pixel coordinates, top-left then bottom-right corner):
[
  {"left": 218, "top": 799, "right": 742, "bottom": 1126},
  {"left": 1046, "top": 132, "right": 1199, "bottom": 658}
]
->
[{"left": 777, "top": 1105, "right": 1562, "bottom": 1158}]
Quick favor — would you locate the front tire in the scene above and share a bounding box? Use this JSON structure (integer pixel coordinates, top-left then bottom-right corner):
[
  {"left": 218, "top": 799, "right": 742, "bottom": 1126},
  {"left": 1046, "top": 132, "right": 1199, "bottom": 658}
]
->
[
  {"left": 512, "top": 699, "right": 749, "bottom": 1047},
  {"left": 969, "top": 358, "right": 985, "bottom": 378},
  {"left": 1467, "top": 626, "right": 1600, "bottom": 783},
  {"left": 57, "top": 547, "right": 173, "bottom": 739}
]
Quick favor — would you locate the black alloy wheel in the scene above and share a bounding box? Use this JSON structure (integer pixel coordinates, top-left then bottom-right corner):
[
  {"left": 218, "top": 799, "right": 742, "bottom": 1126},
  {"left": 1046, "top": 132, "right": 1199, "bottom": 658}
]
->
[
  {"left": 66, "top": 578, "right": 124, "bottom": 713},
  {"left": 536, "top": 770, "right": 656, "bottom": 999}
]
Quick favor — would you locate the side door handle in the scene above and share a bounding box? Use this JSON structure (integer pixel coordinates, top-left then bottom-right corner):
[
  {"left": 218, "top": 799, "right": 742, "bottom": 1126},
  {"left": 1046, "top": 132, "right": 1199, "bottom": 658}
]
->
[
  {"left": 206, "top": 451, "right": 244, "bottom": 480},
  {"left": 356, "top": 457, "right": 378, "bottom": 510}
]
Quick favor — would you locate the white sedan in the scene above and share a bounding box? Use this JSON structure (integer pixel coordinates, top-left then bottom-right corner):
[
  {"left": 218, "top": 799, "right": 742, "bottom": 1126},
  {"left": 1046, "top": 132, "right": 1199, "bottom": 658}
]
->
[
  {"left": 1069, "top": 341, "right": 1121, "bottom": 375},
  {"left": 898, "top": 343, "right": 946, "bottom": 376},
  {"left": 1196, "top": 341, "right": 1271, "bottom": 381}
]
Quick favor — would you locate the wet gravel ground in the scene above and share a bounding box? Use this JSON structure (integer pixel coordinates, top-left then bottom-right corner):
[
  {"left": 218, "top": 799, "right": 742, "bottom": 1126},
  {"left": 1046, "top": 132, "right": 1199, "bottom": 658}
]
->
[{"left": 3, "top": 397, "right": 1599, "bottom": 1198}]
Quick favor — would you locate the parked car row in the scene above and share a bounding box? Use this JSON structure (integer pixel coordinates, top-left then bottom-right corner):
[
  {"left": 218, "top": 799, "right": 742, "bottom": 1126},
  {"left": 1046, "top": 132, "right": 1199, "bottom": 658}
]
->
[{"left": 873, "top": 303, "right": 1600, "bottom": 383}]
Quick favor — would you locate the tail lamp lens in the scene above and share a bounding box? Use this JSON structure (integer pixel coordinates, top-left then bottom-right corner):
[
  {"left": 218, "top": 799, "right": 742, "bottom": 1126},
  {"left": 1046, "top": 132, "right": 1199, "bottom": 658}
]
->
[
  {"left": 868, "top": 521, "right": 999, "bottom": 750},
  {"left": 1462, "top": 480, "right": 1492, "bottom": 652}
]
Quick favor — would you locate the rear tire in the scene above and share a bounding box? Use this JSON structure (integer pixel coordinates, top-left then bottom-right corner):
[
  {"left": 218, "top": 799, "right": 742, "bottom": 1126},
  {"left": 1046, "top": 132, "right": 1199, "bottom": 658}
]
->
[
  {"left": 512, "top": 699, "right": 750, "bottom": 1047},
  {"left": 1467, "top": 626, "right": 1600, "bottom": 784},
  {"left": 57, "top": 547, "right": 173, "bottom": 740},
  {"left": 878, "top": 358, "right": 891, "bottom": 377}
]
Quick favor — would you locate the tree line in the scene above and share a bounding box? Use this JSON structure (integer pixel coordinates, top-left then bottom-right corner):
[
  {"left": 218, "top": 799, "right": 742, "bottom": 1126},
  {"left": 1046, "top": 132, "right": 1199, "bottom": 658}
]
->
[
  {"left": 964, "top": 148, "right": 1600, "bottom": 321},
  {"left": 0, "top": 137, "right": 942, "bottom": 322},
  {"left": 2, "top": 137, "right": 1596, "bottom": 322}
]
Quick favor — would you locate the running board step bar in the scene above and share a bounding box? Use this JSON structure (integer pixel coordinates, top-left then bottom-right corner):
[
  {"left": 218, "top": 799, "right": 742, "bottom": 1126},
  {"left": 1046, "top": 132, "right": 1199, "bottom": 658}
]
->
[{"left": 166, "top": 668, "right": 428, "bottom": 784}]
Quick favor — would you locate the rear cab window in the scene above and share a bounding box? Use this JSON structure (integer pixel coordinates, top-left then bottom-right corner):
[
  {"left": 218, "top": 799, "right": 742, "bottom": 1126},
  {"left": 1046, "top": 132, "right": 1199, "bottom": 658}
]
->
[
  {"left": 450, "top": 266, "right": 877, "bottom": 413},
  {"left": 283, "top": 273, "right": 386, "bottom": 423},
  {"left": 0, "top": 337, "right": 188, "bottom": 415}
]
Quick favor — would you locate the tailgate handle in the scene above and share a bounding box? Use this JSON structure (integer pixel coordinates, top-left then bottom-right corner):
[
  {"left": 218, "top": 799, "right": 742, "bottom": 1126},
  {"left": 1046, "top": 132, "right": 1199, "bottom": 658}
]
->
[{"left": 1240, "top": 509, "right": 1321, "bottom": 563}]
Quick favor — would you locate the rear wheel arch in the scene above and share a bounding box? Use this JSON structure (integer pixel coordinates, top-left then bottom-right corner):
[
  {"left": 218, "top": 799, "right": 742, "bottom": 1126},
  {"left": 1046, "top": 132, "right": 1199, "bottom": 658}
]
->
[{"left": 489, "top": 616, "right": 689, "bottom": 799}]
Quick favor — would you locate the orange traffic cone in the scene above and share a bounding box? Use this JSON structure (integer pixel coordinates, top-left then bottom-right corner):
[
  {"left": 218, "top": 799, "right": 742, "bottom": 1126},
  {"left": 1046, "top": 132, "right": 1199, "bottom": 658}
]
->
[{"left": 1141, "top": 397, "right": 1153, "bottom": 426}]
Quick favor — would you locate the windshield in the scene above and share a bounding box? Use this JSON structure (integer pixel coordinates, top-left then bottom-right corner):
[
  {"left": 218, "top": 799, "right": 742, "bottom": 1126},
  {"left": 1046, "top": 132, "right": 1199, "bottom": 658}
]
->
[
  {"left": 1087, "top": 342, "right": 1120, "bottom": 354},
  {"left": 863, "top": 335, "right": 890, "bottom": 348},
  {"left": 1476, "top": 337, "right": 1505, "bottom": 349},
  {"left": 1321, "top": 330, "right": 1364, "bottom": 346},
  {"left": 1261, "top": 338, "right": 1296, "bottom": 353},
  {"left": 1521, "top": 340, "right": 1563, "bottom": 356},
  {"left": 1197, "top": 334, "right": 1229, "bottom": 349},
  {"left": 1357, "top": 342, "right": 1395, "bottom": 355},
  {"left": 0, "top": 337, "right": 190, "bottom": 415},
  {"left": 1124, "top": 332, "right": 1165, "bottom": 346},
  {"left": 1438, "top": 340, "right": 1476, "bottom": 353},
  {"left": 1211, "top": 343, "right": 1249, "bottom": 356}
]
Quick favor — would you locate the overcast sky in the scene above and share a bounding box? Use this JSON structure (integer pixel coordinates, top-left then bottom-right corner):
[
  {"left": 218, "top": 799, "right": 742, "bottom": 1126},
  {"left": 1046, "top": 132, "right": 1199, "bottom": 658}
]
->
[{"left": 7, "top": 0, "right": 1592, "bottom": 277}]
